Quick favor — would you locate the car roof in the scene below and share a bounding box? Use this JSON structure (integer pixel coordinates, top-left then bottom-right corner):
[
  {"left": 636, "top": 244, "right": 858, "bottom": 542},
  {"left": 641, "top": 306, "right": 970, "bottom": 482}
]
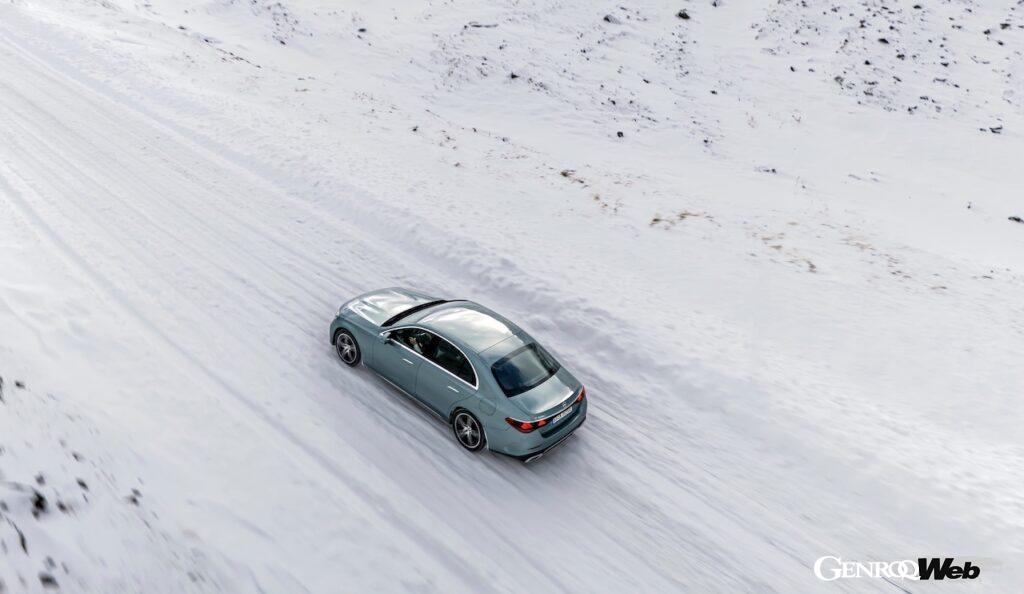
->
[{"left": 404, "top": 301, "right": 526, "bottom": 354}]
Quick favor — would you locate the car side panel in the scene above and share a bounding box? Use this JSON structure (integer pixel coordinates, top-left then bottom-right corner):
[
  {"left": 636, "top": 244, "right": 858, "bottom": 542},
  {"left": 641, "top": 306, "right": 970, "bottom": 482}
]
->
[
  {"left": 415, "top": 363, "right": 475, "bottom": 418},
  {"left": 372, "top": 339, "right": 423, "bottom": 394},
  {"left": 330, "top": 312, "right": 380, "bottom": 366}
]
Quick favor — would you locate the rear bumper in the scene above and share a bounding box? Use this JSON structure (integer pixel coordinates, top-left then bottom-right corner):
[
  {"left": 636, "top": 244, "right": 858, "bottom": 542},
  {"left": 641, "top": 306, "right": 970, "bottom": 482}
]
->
[
  {"left": 493, "top": 406, "right": 586, "bottom": 463},
  {"left": 518, "top": 416, "right": 585, "bottom": 463}
]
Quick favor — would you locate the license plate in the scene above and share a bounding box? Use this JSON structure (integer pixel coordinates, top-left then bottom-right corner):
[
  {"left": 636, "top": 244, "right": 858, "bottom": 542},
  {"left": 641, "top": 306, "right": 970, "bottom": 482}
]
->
[{"left": 551, "top": 405, "right": 573, "bottom": 424}]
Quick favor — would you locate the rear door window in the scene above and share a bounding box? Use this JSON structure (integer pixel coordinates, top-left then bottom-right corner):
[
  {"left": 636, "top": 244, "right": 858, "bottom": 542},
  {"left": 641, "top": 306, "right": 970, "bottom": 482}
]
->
[{"left": 428, "top": 338, "right": 476, "bottom": 386}]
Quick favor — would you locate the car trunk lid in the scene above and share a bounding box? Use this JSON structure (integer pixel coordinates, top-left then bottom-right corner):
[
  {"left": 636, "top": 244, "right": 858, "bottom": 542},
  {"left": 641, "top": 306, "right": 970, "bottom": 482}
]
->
[{"left": 509, "top": 368, "right": 579, "bottom": 417}]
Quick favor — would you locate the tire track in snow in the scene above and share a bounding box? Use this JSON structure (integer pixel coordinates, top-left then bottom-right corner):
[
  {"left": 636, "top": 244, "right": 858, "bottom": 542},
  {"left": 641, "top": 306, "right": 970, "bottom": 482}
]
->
[{"left": 0, "top": 33, "right": 502, "bottom": 594}]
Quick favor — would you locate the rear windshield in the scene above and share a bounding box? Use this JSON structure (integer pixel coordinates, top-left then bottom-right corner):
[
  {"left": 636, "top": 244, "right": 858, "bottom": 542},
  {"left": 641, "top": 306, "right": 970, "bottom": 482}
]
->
[{"left": 491, "top": 343, "right": 560, "bottom": 397}]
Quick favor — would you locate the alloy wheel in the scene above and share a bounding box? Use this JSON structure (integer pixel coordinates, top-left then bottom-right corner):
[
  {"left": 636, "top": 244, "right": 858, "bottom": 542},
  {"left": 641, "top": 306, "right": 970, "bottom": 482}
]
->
[
  {"left": 454, "top": 412, "right": 482, "bottom": 450},
  {"left": 336, "top": 333, "right": 358, "bottom": 364}
]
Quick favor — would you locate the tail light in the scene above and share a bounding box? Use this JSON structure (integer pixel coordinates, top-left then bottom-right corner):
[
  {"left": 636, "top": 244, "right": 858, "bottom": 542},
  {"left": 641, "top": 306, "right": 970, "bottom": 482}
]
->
[
  {"left": 506, "top": 417, "right": 548, "bottom": 433},
  {"left": 506, "top": 387, "right": 586, "bottom": 433}
]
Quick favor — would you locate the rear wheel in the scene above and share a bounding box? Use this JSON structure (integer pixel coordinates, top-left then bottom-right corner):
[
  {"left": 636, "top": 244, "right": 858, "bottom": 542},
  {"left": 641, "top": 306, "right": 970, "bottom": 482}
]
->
[
  {"left": 334, "top": 329, "right": 361, "bottom": 367},
  {"left": 452, "top": 410, "right": 485, "bottom": 452}
]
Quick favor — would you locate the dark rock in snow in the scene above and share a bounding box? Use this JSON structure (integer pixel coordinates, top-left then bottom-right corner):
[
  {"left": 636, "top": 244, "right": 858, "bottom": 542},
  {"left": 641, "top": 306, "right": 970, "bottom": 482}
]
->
[
  {"left": 878, "top": 37, "right": 889, "bottom": 44},
  {"left": 603, "top": 14, "right": 621, "bottom": 24},
  {"left": 15, "top": 380, "right": 24, "bottom": 389},
  {"left": 1009, "top": 216, "right": 1023, "bottom": 224},
  {"left": 677, "top": 9, "right": 690, "bottom": 20},
  {"left": 989, "top": 125, "right": 1003, "bottom": 134},
  {"left": 32, "top": 490, "right": 48, "bottom": 518},
  {"left": 39, "top": 573, "right": 58, "bottom": 590},
  {"left": 616, "top": 131, "right": 624, "bottom": 138}
]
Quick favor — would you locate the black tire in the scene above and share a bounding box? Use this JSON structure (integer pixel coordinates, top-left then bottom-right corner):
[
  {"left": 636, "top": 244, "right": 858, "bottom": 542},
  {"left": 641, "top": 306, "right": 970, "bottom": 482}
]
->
[
  {"left": 334, "top": 329, "right": 361, "bottom": 367},
  {"left": 451, "top": 409, "right": 486, "bottom": 452}
]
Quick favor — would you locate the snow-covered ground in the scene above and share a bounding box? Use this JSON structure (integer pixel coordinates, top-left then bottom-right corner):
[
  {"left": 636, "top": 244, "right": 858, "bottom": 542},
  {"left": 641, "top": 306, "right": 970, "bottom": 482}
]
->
[{"left": 0, "top": 0, "right": 1022, "bottom": 591}]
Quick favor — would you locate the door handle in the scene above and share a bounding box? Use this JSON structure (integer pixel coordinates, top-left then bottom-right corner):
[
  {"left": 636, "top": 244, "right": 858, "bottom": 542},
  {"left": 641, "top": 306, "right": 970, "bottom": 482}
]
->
[
  {"left": 447, "top": 386, "right": 460, "bottom": 393},
  {"left": 402, "top": 358, "right": 415, "bottom": 365}
]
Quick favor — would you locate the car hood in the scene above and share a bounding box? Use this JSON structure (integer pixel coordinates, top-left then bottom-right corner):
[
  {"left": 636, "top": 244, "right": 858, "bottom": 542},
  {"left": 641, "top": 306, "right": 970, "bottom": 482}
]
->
[
  {"left": 509, "top": 368, "right": 581, "bottom": 417},
  {"left": 346, "top": 287, "right": 438, "bottom": 327}
]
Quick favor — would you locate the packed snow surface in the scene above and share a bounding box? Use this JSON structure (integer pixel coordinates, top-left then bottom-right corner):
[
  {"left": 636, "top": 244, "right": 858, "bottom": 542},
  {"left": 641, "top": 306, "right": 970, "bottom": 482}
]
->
[{"left": 1, "top": 0, "right": 1022, "bottom": 591}]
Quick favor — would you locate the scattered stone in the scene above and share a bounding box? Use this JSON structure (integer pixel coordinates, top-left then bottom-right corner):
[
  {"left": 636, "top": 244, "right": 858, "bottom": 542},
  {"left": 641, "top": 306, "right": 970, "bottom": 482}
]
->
[
  {"left": 76, "top": 479, "right": 89, "bottom": 491},
  {"left": 31, "top": 490, "right": 48, "bottom": 518},
  {"left": 616, "top": 131, "right": 624, "bottom": 138},
  {"left": 15, "top": 381, "right": 24, "bottom": 389},
  {"left": 39, "top": 573, "right": 58, "bottom": 590},
  {"left": 676, "top": 9, "right": 690, "bottom": 20},
  {"left": 989, "top": 125, "right": 1003, "bottom": 134},
  {"left": 357, "top": 27, "right": 366, "bottom": 33},
  {"left": 603, "top": 14, "right": 621, "bottom": 24},
  {"left": 878, "top": 37, "right": 889, "bottom": 44},
  {"left": 1009, "top": 216, "right": 1023, "bottom": 224},
  {"left": 509, "top": 72, "right": 519, "bottom": 79}
]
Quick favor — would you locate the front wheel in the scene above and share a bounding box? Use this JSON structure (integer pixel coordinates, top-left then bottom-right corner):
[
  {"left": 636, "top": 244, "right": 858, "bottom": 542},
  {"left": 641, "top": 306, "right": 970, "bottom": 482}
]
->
[
  {"left": 335, "top": 329, "right": 361, "bottom": 367},
  {"left": 452, "top": 410, "right": 485, "bottom": 452}
]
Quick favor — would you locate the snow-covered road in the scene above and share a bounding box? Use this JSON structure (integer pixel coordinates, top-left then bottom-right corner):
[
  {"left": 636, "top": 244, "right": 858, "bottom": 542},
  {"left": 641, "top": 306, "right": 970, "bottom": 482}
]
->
[{"left": 1, "top": 1, "right": 1022, "bottom": 592}]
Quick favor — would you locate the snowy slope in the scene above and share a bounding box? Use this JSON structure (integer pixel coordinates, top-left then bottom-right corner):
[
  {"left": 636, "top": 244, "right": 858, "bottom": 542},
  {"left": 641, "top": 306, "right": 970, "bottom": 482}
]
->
[{"left": 0, "top": 0, "right": 1022, "bottom": 592}]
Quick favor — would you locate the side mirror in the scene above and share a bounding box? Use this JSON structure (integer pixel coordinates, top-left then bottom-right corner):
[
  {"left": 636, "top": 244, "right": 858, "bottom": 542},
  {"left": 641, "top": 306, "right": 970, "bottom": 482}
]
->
[{"left": 378, "top": 332, "right": 390, "bottom": 344}]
